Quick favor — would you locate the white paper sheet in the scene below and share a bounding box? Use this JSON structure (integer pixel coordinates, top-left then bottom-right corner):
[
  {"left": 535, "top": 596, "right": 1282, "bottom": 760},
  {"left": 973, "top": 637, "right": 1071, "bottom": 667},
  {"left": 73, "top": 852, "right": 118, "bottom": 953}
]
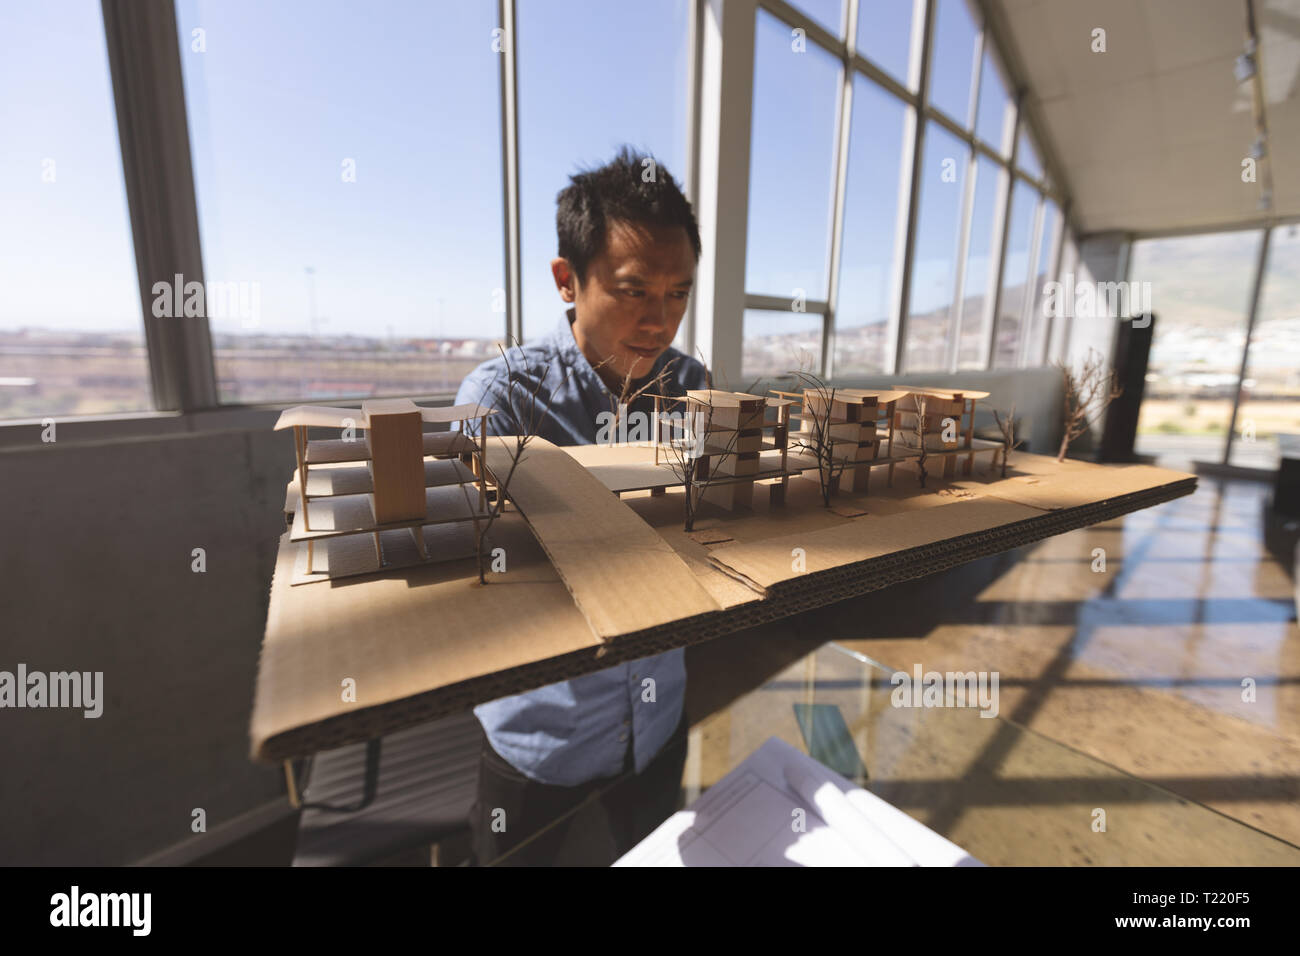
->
[{"left": 614, "top": 736, "right": 983, "bottom": 867}]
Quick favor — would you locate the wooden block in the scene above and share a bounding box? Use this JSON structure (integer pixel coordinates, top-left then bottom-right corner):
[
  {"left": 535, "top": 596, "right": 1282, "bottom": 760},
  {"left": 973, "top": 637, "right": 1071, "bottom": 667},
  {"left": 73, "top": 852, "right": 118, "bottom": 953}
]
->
[
  {"left": 699, "top": 404, "right": 765, "bottom": 431},
  {"left": 898, "top": 395, "right": 964, "bottom": 418},
  {"left": 768, "top": 482, "right": 786, "bottom": 507},
  {"left": 701, "top": 428, "right": 763, "bottom": 455},
  {"left": 701, "top": 478, "right": 754, "bottom": 511},
  {"left": 828, "top": 421, "right": 875, "bottom": 442},
  {"left": 837, "top": 464, "right": 871, "bottom": 494},
  {"left": 715, "top": 450, "right": 760, "bottom": 476},
  {"left": 363, "top": 401, "right": 427, "bottom": 524}
]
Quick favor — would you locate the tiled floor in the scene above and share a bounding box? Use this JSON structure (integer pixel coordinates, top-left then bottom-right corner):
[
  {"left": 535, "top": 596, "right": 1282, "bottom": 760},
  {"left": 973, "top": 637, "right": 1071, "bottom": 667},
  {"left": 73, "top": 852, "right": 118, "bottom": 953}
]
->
[{"left": 684, "top": 478, "right": 1300, "bottom": 864}]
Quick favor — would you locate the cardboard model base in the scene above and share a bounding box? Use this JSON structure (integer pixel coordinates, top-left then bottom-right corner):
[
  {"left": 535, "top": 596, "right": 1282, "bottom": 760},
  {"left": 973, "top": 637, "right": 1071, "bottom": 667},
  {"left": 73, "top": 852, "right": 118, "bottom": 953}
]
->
[{"left": 249, "top": 442, "right": 1194, "bottom": 762}]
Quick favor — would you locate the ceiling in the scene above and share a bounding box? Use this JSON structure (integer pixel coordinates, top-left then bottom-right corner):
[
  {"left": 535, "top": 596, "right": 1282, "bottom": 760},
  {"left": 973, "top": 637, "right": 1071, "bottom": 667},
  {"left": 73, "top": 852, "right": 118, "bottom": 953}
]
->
[{"left": 991, "top": 0, "right": 1300, "bottom": 234}]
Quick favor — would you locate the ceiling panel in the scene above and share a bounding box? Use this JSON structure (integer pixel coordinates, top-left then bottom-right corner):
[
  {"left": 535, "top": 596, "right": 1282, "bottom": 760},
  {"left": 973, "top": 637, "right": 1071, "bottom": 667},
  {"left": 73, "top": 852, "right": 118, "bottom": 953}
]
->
[{"left": 992, "top": 0, "right": 1300, "bottom": 233}]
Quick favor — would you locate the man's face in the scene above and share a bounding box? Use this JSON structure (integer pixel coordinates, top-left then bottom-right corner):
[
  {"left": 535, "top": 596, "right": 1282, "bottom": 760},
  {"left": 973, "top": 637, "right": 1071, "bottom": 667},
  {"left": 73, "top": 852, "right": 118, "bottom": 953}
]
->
[{"left": 551, "top": 220, "right": 695, "bottom": 390}]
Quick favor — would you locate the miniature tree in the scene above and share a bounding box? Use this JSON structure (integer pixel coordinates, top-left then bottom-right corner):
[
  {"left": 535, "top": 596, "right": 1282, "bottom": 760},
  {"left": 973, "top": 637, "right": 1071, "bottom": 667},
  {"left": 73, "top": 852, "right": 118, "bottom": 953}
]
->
[
  {"left": 468, "top": 343, "right": 573, "bottom": 585},
  {"left": 608, "top": 354, "right": 680, "bottom": 438},
  {"left": 654, "top": 372, "right": 754, "bottom": 532},
  {"left": 913, "top": 394, "right": 930, "bottom": 489},
  {"left": 655, "top": 393, "right": 713, "bottom": 532},
  {"left": 1056, "top": 349, "right": 1123, "bottom": 462},
  {"left": 785, "top": 369, "right": 846, "bottom": 508},
  {"left": 991, "top": 405, "right": 1022, "bottom": 478}
]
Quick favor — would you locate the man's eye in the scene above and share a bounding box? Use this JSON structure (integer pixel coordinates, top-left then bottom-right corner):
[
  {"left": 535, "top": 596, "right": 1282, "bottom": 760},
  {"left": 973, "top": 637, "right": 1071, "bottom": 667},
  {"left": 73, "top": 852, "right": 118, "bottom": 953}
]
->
[{"left": 671, "top": 290, "right": 690, "bottom": 299}]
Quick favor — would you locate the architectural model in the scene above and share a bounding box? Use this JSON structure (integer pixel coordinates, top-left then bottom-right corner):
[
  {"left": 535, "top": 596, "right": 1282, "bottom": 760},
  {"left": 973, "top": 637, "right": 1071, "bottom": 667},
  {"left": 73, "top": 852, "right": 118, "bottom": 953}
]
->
[
  {"left": 272, "top": 385, "right": 1000, "bottom": 584},
  {"left": 273, "top": 399, "right": 496, "bottom": 584}
]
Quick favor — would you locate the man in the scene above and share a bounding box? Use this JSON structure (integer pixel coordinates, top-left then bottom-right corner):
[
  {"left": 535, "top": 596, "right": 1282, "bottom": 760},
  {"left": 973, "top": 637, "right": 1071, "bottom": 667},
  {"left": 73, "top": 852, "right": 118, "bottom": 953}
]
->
[{"left": 455, "top": 147, "right": 710, "bottom": 865}]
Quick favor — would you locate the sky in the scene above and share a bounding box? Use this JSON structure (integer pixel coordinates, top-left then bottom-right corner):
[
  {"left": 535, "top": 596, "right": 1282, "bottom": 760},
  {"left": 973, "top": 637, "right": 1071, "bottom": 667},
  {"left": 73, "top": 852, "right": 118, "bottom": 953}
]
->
[{"left": 1, "top": 0, "right": 1042, "bottom": 346}]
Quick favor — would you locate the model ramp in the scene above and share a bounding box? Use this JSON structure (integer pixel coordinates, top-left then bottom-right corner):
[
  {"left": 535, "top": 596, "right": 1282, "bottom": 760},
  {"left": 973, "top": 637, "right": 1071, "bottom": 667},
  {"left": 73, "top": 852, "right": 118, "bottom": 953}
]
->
[{"left": 484, "top": 438, "right": 720, "bottom": 640}]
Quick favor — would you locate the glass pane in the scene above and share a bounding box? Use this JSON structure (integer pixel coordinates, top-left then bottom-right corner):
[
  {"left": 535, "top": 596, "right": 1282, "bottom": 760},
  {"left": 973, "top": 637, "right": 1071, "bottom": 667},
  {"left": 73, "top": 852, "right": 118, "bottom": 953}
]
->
[
  {"left": 834, "top": 79, "right": 909, "bottom": 376},
  {"left": 1130, "top": 231, "right": 1262, "bottom": 469},
  {"left": 974, "top": 47, "right": 1013, "bottom": 154},
  {"left": 903, "top": 123, "right": 968, "bottom": 372},
  {"left": 1017, "top": 128, "right": 1042, "bottom": 180},
  {"left": 992, "top": 180, "right": 1038, "bottom": 368},
  {"left": 955, "top": 156, "right": 1003, "bottom": 369},
  {"left": 519, "top": 0, "right": 690, "bottom": 342},
  {"left": 177, "top": 0, "right": 505, "bottom": 404},
  {"left": 1022, "top": 199, "right": 1058, "bottom": 365},
  {"left": 0, "top": 1, "right": 150, "bottom": 419},
  {"left": 742, "top": 309, "right": 823, "bottom": 382},
  {"left": 927, "top": 0, "right": 979, "bottom": 126},
  {"left": 790, "top": 0, "right": 843, "bottom": 37},
  {"left": 1230, "top": 225, "right": 1300, "bottom": 469},
  {"left": 856, "top": 0, "right": 916, "bottom": 88},
  {"left": 746, "top": 10, "right": 841, "bottom": 300}
]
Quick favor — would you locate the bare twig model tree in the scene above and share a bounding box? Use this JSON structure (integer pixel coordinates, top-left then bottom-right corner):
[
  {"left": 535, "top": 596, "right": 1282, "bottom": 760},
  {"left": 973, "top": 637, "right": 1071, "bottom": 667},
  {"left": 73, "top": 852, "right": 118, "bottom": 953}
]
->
[
  {"left": 655, "top": 393, "right": 714, "bottom": 533},
  {"left": 608, "top": 355, "right": 679, "bottom": 436},
  {"left": 785, "top": 369, "right": 846, "bottom": 508},
  {"left": 913, "top": 394, "right": 930, "bottom": 489},
  {"left": 991, "top": 405, "right": 1022, "bottom": 478},
  {"left": 469, "top": 343, "right": 572, "bottom": 585},
  {"left": 654, "top": 364, "right": 751, "bottom": 532},
  {"left": 1056, "top": 349, "right": 1123, "bottom": 462}
]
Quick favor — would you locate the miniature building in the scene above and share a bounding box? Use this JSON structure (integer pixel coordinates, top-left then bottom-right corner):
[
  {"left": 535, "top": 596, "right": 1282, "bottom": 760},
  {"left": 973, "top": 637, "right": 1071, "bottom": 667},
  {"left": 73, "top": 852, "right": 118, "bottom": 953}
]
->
[
  {"left": 273, "top": 399, "right": 497, "bottom": 583},
  {"left": 651, "top": 389, "right": 795, "bottom": 511},
  {"left": 772, "top": 387, "right": 906, "bottom": 495},
  {"left": 892, "top": 387, "right": 988, "bottom": 479}
]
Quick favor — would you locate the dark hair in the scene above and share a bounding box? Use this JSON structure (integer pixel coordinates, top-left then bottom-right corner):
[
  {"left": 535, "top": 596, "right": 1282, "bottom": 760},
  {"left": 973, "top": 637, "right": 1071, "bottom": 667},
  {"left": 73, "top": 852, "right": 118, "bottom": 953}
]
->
[{"left": 556, "top": 146, "right": 701, "bottom": 281}]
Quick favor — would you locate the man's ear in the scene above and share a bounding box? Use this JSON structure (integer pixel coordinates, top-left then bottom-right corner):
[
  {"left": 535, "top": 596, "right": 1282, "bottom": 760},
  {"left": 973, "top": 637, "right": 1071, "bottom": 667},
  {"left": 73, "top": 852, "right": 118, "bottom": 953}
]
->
[{"left": 550, "top": 258, "right": 577, "bottom": 303}]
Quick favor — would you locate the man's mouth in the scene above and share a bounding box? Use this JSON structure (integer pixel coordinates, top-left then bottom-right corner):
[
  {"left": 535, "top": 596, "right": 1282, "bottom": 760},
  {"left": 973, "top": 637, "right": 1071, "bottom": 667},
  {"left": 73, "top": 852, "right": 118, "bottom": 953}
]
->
[{"left": 626, "top": 344, "right": 661, "bottom": 359}]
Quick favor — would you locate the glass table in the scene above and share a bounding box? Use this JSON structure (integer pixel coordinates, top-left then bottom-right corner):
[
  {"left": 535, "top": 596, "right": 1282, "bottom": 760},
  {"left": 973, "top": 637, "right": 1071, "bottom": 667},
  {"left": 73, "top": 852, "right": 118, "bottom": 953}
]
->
[{"left": 482, "top": 640, "right": 1300, "bottom": 866}]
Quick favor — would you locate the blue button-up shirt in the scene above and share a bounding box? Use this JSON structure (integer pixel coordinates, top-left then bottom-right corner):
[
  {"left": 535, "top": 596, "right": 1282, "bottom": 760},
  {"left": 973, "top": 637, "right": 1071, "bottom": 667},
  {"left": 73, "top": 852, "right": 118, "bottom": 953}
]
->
[{"left": 454, "top": 311, "right": 709, "bottom": 786}]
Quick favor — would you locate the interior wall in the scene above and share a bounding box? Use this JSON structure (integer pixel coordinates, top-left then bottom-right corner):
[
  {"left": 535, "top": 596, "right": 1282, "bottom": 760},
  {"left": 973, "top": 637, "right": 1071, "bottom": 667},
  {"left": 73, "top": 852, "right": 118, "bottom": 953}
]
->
[{"left": 0, "top": 427, "right": 295, "bottom": 865}]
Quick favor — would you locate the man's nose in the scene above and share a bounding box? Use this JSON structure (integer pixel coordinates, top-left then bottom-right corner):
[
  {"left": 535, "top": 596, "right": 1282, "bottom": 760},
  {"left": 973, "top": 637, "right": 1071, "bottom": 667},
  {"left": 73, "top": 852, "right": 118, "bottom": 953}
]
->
[{"left": 639, "top": 294, "right": 670, "bottom": 331}]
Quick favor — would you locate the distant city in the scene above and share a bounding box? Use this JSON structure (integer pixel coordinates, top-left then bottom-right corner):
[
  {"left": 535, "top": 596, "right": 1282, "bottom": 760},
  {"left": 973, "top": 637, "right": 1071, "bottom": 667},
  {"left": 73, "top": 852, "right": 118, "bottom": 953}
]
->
[
  {"left": 0, "top": 327, "right": 503, "bottom": 418},
  {"left": 3, "top": 304, "right": 1298, "bottom": 433}
]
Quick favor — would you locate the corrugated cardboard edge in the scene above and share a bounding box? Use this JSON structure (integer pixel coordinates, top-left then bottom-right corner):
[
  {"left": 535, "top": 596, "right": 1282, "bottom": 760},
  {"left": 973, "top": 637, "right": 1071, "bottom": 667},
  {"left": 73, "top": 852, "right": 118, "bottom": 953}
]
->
[{"left": 253, "top": 475, "right": 1195, "bottom": 762}]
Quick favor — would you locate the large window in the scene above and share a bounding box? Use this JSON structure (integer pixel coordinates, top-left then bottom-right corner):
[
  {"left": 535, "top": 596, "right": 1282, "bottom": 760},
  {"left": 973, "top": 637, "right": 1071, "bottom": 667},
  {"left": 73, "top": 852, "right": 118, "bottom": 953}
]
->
[
  {"left": 0, "top": 0, "right": 150, "bottom": 419},
  {"left": 927, "top": 0, "right": 979, "bottom": 125},
  {"left": 743, "top": 308, "right": 823, "bottom": 381},
  {"left": 1022, "top": 199, "right": 1059, "bottom": 365},
  {"left": 1130, "top": 231, "right": 1263, "bottom": 469},
  {"left": 746, "top": 9, "right": 841, "bottom": 300},
  {"left": 1230, "top": 225, "right": 1300, "bottom": 470},
  {"left": 834, "top": 78, "right": 909, "bottom": 376},
  {"left": 993, "top": 179, "right": 1039, "bottom": 368},
  {"left": 974, "top": 47, "right": 1013, "bottom": 155},
  {"left": 517, "top": 0, "right": 690, "bottom": 342},
  {"left": 856, "top": 0, "right": 917, "bottom": 88},
  {"left": 904, "top": 123, "right": 968, "bottom": 372},
  {"left": 176, "top": 0, "right": 505, "bottom": 404},
  {"left": 955, "top": 156, "right": 1004, "bottom": 369}
]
